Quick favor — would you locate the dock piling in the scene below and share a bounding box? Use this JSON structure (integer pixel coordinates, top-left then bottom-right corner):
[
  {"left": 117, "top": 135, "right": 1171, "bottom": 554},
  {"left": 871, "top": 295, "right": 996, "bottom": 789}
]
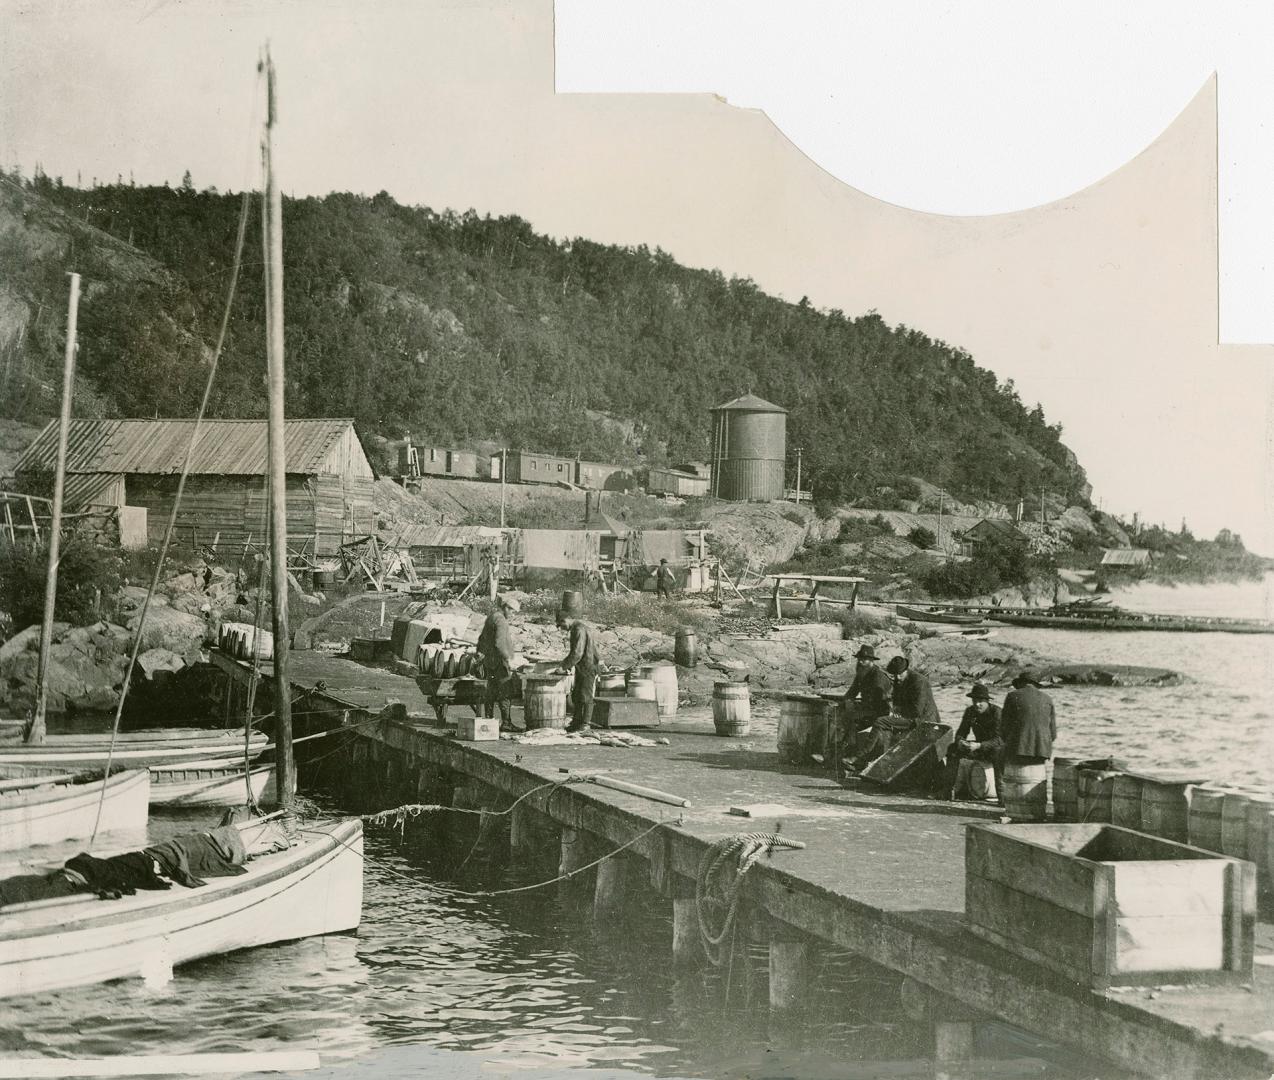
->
[{"left": 767, "top": 939, "right": 813, "bottom": 1011}]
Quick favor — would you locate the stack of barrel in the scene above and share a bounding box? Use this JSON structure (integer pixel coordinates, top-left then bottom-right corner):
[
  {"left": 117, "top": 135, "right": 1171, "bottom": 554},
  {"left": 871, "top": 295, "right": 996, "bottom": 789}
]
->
[
  {"left": 416, "top": 643, "right": 481, "bottom": 678},
  {"left": 218, "top": 621, "right": 274, "bottom": 662},
  {"left": 627, "top": 662, "right": 678, "bottom": 719}
]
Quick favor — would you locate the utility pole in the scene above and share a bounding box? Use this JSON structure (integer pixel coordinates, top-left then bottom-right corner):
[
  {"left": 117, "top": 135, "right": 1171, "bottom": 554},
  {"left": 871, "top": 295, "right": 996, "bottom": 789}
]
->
[
  {"left": 499, "top": 448, "right": 507, "bottom": 529},
  {"left": 938, "top": 491, "right": 945, "bottom": 555},
  {"left": 794, "top": 447, "right": 803, "bottom": 505},
  {"left": 28, "top": 272, "right": 80, "bottom": 745}
]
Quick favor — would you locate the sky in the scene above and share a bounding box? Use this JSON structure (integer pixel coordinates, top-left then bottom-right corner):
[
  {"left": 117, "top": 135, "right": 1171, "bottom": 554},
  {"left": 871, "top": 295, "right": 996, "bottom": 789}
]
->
[{"left": 0, "top": 0, "right": 1270, "bottom": 551}]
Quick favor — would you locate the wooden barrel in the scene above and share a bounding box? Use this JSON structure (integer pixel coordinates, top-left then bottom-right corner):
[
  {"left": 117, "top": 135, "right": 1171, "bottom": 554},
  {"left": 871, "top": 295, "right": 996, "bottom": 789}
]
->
[
  {"left": 626, "top": 677, "right": 657, "bottom": 702},
  {"left": 1139, "top": 775, "right": 1197, "bottom": 843},
  {"left": 777, "top": 694, "right": 829, "bottom": 765},
  {"left": 1002, "top": 761, "right": 1048, "bottom": 822},
  {"left": 1111, "top": 774, "right": 1144, "bottom": 830},
  {"left": 1221, "top": 792, "right": 1251, "bottom": 859},
  {"left": 597, "top": 672, "right": 626, "bottom": 694},
  {"left": 1244, "top": 795, "right": 1274, "bottom": 893},
  {"left": 1051, "top": 758, "right": 1080, "bottom": 822},
  {"left": 1188, "top": 787, "right": 1226, "bottom": 852},
  {"left": 313, "top": 570, "right": 332, "bottom": 588},
  {"left": 674, "top": 627, "right": 698, "bottom": 667},
  {"left": 1077, "top": 768, "right": 1118, "bottom": 823},
  {"left": 712, "top": 681, "right": 751, "bottom": 736},
  {"left": 633, "top": 662, "right": 678, "bottom": 717},
  {"left": 560, "top": 590, "right": 583, "bottom": 613},
  {"left": 523, "top": 675, "right": 569, "bottom": 729}
]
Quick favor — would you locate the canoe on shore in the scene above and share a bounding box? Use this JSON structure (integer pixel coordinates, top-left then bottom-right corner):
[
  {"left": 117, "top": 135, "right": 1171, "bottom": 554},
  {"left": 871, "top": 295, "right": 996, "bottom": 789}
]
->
[
  {"left": 988, "top": 612, "right": 1274, "bottom": 633},
  {"left": 0, "top": 730, "right": 269, "bottom": 770},
  {"left": 895, "top": 604, "right": 986, "bottom": 626},
  {"left": 0, "top": 769, "right": 150, "bottom": 851},
  {"left": 148, "top": 762, "right": 278, "bottom": 807},
  {"left": 0, "top": 816, "right": 363, "bottom": 998}
]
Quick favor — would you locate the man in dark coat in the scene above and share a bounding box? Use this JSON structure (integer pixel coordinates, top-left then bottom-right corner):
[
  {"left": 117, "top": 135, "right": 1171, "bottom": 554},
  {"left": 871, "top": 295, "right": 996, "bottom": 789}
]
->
[
  {"left": 885, "top": 656, "right": 939, "bottom": 726},
  {"left": 478, "top": 594, "right": 519, "bottom": 730},
  {"left": 944, "top": 682, "right": 1003, "bottom": 799},
  {"left": 653, "top": 559, "right": 677, "bottom": 600},
  {"left": 843, "top": 644, "right": 897, "bottom": 771},
  {"left": 557, "top": 598, "right": 601, "bottom": 733},
  {"left": 1000, "top": 671, "right": 1056, "bottom": 766}
]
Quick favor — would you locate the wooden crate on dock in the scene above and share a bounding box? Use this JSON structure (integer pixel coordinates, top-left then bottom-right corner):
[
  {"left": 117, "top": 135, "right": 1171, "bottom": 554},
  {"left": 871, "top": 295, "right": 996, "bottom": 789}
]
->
[
  {"left": 592, "top": 696, "right": 659, "bottom": 729},
  {"left": 965, "top": 823, "right": 1255, "bottom": 989},
  {"left": 860, "top": 722, "right": 951, "bottom": 790}
]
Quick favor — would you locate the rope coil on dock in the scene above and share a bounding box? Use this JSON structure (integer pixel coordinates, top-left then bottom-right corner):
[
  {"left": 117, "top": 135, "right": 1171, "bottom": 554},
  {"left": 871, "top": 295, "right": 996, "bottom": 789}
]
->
[{"left": 695, "top": 833, "right": 804, "bottom": 968}]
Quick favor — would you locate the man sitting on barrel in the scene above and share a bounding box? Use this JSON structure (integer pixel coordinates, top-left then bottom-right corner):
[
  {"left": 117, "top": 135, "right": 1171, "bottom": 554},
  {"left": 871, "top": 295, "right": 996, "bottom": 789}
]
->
[
  {"left": 944, "top": 682, "right": 1003, "bottom": 801},
  {"left": 842, "top": 644, "right": 903, "bottom": 773}
]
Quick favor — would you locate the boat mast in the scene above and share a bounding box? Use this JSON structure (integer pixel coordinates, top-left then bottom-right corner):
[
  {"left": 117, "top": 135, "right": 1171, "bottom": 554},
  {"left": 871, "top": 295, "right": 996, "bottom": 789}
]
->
[
  {"left": 263, "top": 51, "right": 294, "bottom": 807},
  {"left": 28, "top": 272, "right": 80, "bottom": 745}
]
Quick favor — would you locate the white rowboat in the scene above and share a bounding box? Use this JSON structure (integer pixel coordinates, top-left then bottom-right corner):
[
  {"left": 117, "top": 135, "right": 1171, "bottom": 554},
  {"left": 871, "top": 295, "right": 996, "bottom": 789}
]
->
[
  {"left": 148, "top": 762, "right": 278, "bottom": 807},
  {"left": 0, "top": 769, "right": 150, "bottom": 851},
  {"left": 0, "top": 817, "right": 363, "bottom": 998},
  {"left": 0, "top": 730, "right": 268, "bottom": 770}
]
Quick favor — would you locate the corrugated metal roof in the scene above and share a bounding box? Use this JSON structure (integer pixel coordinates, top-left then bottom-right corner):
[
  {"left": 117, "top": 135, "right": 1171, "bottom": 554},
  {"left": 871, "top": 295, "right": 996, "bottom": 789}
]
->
[
  {"left": 711, "top": 393, "right": 787, "bottom": 414},
  {"left": 398, "top": 524, "right": 503, "bottom": 549},
  {"left": 1101, "top": 548, "right": 1152, "bottom": 566},
  {"left": 16, "top": 419, "right": 361, "bottom": 476}
]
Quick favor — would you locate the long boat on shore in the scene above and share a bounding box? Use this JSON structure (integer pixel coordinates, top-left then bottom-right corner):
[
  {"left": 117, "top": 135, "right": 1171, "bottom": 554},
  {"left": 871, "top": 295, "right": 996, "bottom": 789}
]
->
[
  {"left": 986, "top": 611, "right": 1274, "bottom": 633},
  {"left": 0, "top": 768, "right": 150, "bottom": 851},
  {"left": 0, "top": 817, "right": 363, "bottom": 998},
  {"left": 895, "top": 604, "right": 986, "bottom": 626},
  {"left": 0, "top": 729, "right": 269, "bottom": 770}
]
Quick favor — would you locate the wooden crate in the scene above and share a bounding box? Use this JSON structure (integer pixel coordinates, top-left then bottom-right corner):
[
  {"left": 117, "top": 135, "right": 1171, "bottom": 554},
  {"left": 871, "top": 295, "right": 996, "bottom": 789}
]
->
[
  {"left": 456, "top": 715, "right": 499, "bottom": 741},
  {"left": 592, "top": 695, "right": 659, "bottom": 729},
  {"left": 860, "top": 722, "right": 951, "bottom": 789},
  {"left": 965, "top": 823, "right": 1255, "bottom": 989}
]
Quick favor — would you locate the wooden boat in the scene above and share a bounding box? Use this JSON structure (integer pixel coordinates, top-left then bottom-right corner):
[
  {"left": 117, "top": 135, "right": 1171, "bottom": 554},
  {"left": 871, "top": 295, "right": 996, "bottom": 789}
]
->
[
  {"left": 0, "top": 817, "right": 363, "bottom": 998},
  {"left": 0, "top": 730, "right": 268, "bottom": 770},
  {"left": 0, "top": 769, "right": 150, "bottom": 851},
  {"left": 988, "top": 611, "right": 1274, "bottom": 634},
  {"left": 895, "top": 604, "right": 985, "bottom": 626},
  {"left": 149, "top": 761, "right": 278, "bottom": 807}
]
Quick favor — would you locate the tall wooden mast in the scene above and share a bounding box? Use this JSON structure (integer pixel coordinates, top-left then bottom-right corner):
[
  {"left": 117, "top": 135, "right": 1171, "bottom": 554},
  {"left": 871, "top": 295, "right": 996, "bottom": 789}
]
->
[{"left": 263, "top": 51, "right": 294, "bottom": 806}]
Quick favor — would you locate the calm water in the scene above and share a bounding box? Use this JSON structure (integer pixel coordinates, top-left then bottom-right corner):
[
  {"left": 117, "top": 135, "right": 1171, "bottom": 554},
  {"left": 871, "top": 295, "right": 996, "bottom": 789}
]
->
[{"left": 3, "top": 578, "right": 1265, "bottom": 1077}]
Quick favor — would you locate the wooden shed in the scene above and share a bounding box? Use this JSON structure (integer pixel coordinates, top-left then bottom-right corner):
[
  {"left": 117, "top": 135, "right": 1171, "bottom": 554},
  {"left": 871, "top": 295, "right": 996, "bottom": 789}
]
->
[{"left": 15, "top": 418, "right": 375, "bottom": 556}]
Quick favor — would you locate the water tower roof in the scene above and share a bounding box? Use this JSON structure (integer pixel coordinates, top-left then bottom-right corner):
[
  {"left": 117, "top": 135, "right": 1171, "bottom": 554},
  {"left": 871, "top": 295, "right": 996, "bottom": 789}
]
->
[{"left": 711, "top": 393, "right": 787, "bottom": 414}]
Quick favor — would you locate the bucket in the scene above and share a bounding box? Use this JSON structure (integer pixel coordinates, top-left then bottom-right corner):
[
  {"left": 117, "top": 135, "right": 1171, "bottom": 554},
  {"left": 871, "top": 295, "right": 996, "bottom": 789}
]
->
[
  {"left": 1002, "top": 761, "right": 1048, "bottom": 822},
  {"left": 1051, "top": 757, "right": 1080, "bottom": 822},
  {"left": 523, "top": 675, "right": 569, "bottom": 729},
  {"left": 1111, "top": 774, "right": 1144, "bottom": 830},
  {"left": 674, "top": 628, "right": 698, "bottom": 668},
  {"left": 313, "top": 570, "right": 333, "bottom": 589},
  {"left": 560, "top": 590, "right": 584, "bottom": 614},
  {"left": 1188, "top": 787, "right": 1226, "bottom": 852},
  {"left": 626, "top": 678, "right": 657, "bottom": 702},
  {"left": 597, "top": 672, "right": 626, "bottom": 694},
  {"left": 777, "top": 694, "right": 830, "bottom": 765},
  {"left": 712, "top": 681, "right": 751, "bottom": 736},
  {"left": 1077, "top": 768, "right": 1118, "bottom": 823},
  {"left": 1139, "top": 775, "right": 1196, "bottom": 843},
  {"left": 633, "top": 663, "right": 677, "bottom": 717}
]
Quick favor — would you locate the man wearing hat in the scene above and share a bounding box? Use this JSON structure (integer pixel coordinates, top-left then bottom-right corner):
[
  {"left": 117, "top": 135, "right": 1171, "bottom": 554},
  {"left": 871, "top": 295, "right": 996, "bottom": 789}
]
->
[
  {"left": 653, "top": 558, "right": 678, "bottom": 600},
  {"left": 842, "top": 644, "right": 894, "bottom": 771},
  {"left": 478, "top": 594, "right": 520, "bottom": 731},
  {"left": 884, "top": 655, "right": 939, "bottom": 726},
  {"left": 944, "top": 683, "right": 1004, "bottom": 800},
  {"left": 556, "top": 596, "right": 602, "bottom": 733},
  {"left": 1000, "top": 671, "right": 1056, "bottom": 774}
]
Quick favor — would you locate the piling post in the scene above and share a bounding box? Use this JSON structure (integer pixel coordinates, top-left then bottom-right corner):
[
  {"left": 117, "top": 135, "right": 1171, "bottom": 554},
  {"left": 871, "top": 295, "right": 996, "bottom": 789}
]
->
[
  {"left": 767, "top": 938, "right": 814, "bottom": 1011},
  {"left": 671, "top": 896, "right": 701, "bottom": 968},
  {"left": 593, "top": 856, "right": 630, "bottom": 919}
]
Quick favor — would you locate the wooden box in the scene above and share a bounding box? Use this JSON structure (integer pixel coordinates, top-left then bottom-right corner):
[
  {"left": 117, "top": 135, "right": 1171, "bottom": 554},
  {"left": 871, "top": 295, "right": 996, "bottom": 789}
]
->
[
  {"left": 861, "top": 722, "right": 951, "bottom": 789},
  {"left": 592, "top": 696, "right": 660, "bottom": 729},
  {"left": 455, "top": 715, "right": 500, "bottom": 741},
  {"left": 966, "top": 823, "right": 1255, "bottom": 988}
]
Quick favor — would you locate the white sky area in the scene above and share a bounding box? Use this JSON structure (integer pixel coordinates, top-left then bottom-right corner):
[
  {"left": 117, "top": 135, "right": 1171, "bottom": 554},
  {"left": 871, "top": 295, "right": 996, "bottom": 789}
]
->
[{"left": 0, "top": 0, "right": 1270, "bottom": 551}]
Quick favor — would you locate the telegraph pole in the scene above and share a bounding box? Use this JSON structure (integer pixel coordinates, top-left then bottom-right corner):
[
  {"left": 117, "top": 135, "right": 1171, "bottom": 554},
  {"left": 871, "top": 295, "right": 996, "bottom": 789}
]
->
[
  {"left": 794, "top": 447, "right": 803, "bottom": 505},
  {"left": 499, "top": 448, "right": 507, "bottom": 528}
]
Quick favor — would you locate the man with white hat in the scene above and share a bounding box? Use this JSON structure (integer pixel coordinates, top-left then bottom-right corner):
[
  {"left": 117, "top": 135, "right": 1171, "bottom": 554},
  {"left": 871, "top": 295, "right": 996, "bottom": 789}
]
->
[{"left": 478, "top": 594, "right": 520, "bottom": 730}]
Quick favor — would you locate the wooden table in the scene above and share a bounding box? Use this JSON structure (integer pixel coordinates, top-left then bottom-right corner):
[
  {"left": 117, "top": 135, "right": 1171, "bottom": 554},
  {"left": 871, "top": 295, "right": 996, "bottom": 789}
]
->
[{"left": 770, "top": 574, "right": 866, "bottom": 619}]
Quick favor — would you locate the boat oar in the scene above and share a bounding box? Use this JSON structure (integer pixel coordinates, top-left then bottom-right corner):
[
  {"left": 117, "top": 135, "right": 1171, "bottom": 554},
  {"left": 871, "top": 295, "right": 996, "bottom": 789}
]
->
[{"left": 557, "top": 769, "right": 691, "bottom": 807}]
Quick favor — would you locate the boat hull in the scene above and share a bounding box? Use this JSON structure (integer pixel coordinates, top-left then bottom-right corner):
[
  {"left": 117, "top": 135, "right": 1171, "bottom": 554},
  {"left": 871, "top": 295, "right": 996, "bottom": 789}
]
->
[
  {"left": 0, "top": 731, "right": 268, "bottom": 770},
  {"left": 896, "top": 604, "right": 984, "bottom": 626},
  {"left": 0, "top": 769, "right": 150, "bottom": 851},
  {"left": 149, "top": 763, "right": 277, "bottom": 807},
  {"left": 0, "top": 818, "right": 363, "bottom": 998}
]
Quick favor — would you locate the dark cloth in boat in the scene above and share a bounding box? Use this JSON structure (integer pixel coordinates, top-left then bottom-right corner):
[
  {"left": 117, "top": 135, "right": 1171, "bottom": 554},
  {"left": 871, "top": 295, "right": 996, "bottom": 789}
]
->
[
  {"left": 1000, "top": 684, "right": 1057, "bottom": 759},
  {"left": 146, "top": 829, "right": 247, "bottom": 889},
  {"left": 64, "top": 851, "right": 172, "bottom": 896},
  {"left": 0, "top": 869, "right": 84, "bottom": 907},
  {"left": 891, "top": 669, "right": 939, "bottom": 725}
]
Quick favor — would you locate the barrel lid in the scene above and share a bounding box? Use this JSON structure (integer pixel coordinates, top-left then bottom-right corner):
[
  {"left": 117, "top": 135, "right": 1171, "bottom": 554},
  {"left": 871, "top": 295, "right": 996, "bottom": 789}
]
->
[{"left": 784, "top": 692, "right": 824, "bottom": 703}]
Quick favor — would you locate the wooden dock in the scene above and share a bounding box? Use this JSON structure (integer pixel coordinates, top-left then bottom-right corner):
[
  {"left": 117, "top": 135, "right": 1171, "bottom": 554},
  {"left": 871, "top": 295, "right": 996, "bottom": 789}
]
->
[{"left": 216, "top": 649, "right": 1274, "bottom": 1079}]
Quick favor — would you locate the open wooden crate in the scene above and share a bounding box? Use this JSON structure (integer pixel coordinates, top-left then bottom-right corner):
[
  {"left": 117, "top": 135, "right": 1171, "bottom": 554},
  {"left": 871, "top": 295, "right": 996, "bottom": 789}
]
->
[{"left": 965, "top": 822, "right": 1255, "bottom": 989}]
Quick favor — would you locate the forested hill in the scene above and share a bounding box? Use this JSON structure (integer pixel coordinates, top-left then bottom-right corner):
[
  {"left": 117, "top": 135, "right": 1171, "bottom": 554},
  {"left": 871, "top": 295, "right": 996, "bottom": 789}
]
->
[{"left": 0, "top": 175, "right": 1088, "bottom": 506}]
